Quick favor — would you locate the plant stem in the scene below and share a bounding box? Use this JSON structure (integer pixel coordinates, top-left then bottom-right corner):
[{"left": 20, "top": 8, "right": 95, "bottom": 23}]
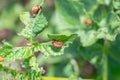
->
[
  {"left": 102, "top": 40, "right": 108, "bottom": 80},
  {"left": 71, "top": 59, "right": 79, "bottom": 76},
  {"left": 103, "top": 52, "right": 108, "bottom": 80}
]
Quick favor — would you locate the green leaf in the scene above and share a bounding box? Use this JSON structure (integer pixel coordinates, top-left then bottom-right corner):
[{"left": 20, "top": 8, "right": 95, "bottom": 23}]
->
[
  {"left": 28, "top": 70, "right": 41, "bottom": 80},
  {"left": 79, "top": 0, "right": 97, "bottom": 14},
  {"left": 29, "top": 56, "right": 39, "bottom": 71},
  {"left": 34, "top": 34, "right": 77, "bottom": 56},
  {"left": 6, "top": 47, "right": 33, "bottom": 61},
  {"left": 0, "top": 41, "right": 13, "bottom": 57},
  {"left": 107, "top": 12, "right": 120, "bottom": 29},
  {"left": 19, "top": 25, "right": 33, "bottom": 39},
  {"left": 32, "top": 14, "right": 48, "bottom": 37},
  {"left": 96, "top": 27, "right": 117, "bottom": 41},
  {"left": 19, "top": 12, "right": 31, "bottom": 25},
  {"left": 93, "top": 5, "right": 110, "bottom": 23},
  {"left": 78, "top": 27, "right": 117, "bottom": 47},
  {"left": 0, "top": 42, "right": 33, "bottom": 61},
  {"left": 15, "top": 70, "right": 41, "bottom": 80},
  {"left": 78, "top": 30, "right": 97, "bottom": 46},
  {"left": 113, "top": 1, "right": 120, "bottom": 10},
  {"left": 55, "top": 0, "right": 82, "bottom": 25},
  {"left": 55, "top": 0, "right": 83, "bottom": 32},
  {"left": 19, "top": 12, "right": 48, "bottom": 39},
  {"left": 48, "top": 34, "right": 77, "bottom": 42}
]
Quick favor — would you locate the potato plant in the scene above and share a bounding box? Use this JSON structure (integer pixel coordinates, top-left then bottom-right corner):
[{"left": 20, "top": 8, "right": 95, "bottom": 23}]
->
[{"left": 0, "top": 0, "right": 120, "bottom": 80}]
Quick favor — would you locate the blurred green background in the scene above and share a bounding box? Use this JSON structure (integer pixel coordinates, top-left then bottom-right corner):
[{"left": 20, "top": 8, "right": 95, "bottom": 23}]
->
[{"left": 0, "top": 0, "right": 120, "bottom": 80}]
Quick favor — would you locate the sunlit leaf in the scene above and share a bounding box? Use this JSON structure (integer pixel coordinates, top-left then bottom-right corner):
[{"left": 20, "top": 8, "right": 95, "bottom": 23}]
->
[
  {"left": 19, "top": 12, "right": 48, "bottom": 39},
  {"left": 34, "top": 34, "right": 77, "bottom": 56},
  {"left": 0, "top": 42, "right": 33, "bottom": 61},
  {"left": 20, "top": 12, "right": 31, "bottom": 25}
]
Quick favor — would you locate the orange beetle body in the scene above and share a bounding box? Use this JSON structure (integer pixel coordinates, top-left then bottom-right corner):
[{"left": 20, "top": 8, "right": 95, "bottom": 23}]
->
[
  {"left": 32, "top": 6, "right": 41, "bottom": 14},
  {"left": 0, "top": 57, "right": 4, "bottom": 62},
  {"left": 52, "top": 40, "right": 63, "bottom": 48},
  {"left": 85, "top": 19, "right": 92, "bottom": 26}
]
